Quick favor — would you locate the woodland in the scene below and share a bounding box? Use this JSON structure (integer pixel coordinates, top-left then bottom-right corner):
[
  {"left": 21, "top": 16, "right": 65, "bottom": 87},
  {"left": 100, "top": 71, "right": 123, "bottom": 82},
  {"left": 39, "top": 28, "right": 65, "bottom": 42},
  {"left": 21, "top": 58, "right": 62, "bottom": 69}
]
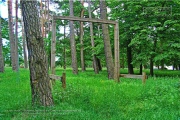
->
[{"left": 0, "top": 0, "right": 180, "bottom": 119}]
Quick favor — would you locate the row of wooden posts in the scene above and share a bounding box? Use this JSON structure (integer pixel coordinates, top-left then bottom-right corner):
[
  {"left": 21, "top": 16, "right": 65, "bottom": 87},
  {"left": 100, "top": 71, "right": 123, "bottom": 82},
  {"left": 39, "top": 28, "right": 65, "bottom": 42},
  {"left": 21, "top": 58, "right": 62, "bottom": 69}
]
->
[{"left": 49, "top": 72, "right": 147, "bottom": 89}]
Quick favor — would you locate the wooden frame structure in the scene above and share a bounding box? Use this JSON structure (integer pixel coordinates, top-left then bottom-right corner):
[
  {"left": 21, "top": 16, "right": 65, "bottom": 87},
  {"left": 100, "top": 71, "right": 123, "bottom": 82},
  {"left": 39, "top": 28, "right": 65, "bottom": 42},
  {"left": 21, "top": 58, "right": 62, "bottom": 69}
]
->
[
  {"left": 120, "top": 72, "right": 147, "bottom": 84},
  {"left": 51, "top": 16, "right": 120, "bottom": 82}
]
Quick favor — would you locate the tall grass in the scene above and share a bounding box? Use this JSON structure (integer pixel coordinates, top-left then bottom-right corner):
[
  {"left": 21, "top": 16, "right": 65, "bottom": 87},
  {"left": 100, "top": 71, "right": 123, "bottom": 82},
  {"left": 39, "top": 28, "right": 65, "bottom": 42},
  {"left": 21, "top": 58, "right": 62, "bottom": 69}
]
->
[{"left": 0, "top": 68, "right": 179, "bottom": 119}]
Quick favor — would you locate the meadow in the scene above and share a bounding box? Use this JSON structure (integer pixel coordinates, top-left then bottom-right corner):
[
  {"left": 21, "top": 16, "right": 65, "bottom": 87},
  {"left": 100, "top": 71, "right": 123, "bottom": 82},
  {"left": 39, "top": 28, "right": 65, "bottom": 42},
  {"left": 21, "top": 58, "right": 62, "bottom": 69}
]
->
[{"left": 0, "top": 68, "right": 179, "bottom": 120}]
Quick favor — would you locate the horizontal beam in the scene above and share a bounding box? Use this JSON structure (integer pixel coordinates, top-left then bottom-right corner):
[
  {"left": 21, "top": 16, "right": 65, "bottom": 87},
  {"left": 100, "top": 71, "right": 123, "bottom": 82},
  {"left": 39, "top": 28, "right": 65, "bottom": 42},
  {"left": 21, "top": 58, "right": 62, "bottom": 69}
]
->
[
  {"left": 119, "top": 72, "right": 147, "bottom": 84},
  {"left": 120, "top": 74, "right": 144, "bottom": 79},
  {"left": 49, "top": 74, "right": 61, "bottom": 80},
  {"left": 53, "top": 16, "right": 117, "bottom": 25}
]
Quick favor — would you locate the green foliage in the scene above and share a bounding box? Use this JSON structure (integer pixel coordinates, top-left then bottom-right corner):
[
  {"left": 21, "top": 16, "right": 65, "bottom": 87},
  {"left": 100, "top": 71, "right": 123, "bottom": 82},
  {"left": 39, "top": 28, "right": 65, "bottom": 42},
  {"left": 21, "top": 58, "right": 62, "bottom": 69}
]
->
[{"left": 0, "top": 68, "right": 179, "bottom": 119}]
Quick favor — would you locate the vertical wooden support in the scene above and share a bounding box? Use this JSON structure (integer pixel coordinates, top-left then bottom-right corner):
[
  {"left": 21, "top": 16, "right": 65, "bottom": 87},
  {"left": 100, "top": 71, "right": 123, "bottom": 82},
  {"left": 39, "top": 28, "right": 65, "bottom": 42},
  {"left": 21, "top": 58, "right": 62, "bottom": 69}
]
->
[
  {"left": 51, "top": 19, "right": 56, "bottom": 74},
  {"left": 114, "top": 22, "right": 120, "bottom": 82},
  {"left": 142, "top": 72, "right": 146, "bottom": 84},
  {"left": 61, "top": 73, "right": 66, "bottom": 88}
]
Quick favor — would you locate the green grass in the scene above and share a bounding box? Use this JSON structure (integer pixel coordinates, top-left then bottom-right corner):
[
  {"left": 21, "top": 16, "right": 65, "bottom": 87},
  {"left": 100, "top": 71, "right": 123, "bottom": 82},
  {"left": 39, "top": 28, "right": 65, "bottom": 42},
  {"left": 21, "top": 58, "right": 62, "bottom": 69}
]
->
[{"left": 0, "top": 68, "right": 179, "bottom": 120}]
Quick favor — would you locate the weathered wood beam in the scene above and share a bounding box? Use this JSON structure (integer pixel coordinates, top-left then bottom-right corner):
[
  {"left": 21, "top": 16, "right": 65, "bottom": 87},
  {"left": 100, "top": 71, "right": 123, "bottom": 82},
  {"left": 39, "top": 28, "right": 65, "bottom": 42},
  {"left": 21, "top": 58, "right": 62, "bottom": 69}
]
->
[
  {"left": 53, "top": 16, "right": 117, "bottom": 25},
  {"left": 49, "top": 74, "right": 61, "bottom": 80},
  {"left": 51, "top": 19, "right": 56, "bottom": 74},
  {"left": 120, "top": 72, "right": 147, "bottom": 84},
  {"left": 114, "top": 22, "right": 120, "bottom": 82}
]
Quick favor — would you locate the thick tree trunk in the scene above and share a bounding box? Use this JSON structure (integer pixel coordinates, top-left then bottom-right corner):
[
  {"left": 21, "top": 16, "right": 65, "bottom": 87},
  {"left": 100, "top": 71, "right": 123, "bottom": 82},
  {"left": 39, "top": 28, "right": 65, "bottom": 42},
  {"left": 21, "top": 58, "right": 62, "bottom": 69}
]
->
[
  {"left": 8, "top": 0, "right": 18, "bottom": 71},
  {"left": 88, "top": 0, "right": 99, "bottom": 74},
  {"left": 69, "top": 0, "right": 78, "bottom": 74},
  {"left": 80, "top": 0, "right": 85, "bottom": 71},
  {"left": 100, "top": 0, "right": 114, "bottom": 79},
  {"left": 0, "top": 17, "right": 4, "bottom": 72},
  {"left": 127, "top": 43, "right": 134, "bottom": 74},
  {"left": 21, "top": 0, "right": 53, "bottom": 106}
]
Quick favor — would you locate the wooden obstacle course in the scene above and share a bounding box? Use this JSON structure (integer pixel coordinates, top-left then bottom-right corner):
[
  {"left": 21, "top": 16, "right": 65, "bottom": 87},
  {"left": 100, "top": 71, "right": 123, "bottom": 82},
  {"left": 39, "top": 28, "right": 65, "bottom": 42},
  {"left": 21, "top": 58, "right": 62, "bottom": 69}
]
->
[
  {"left": 119, "top": 72, "right": 147, "bottom": 84},
  {"left": 51, "top": 16, "right": 120, "bottom": 82},
  {"left": 49, "top": 73, "right": 66, "bottom": 88}
]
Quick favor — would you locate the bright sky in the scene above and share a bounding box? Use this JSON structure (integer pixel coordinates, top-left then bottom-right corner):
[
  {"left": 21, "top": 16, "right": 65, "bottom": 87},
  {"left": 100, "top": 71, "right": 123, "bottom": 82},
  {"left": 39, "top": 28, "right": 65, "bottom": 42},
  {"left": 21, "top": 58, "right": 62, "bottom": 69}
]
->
[
  {"left": 0, "top": 1, "right": 21, "bottom": 18},
  {"left": 0, "top": 2, "right": 8, "bottom": 18}
]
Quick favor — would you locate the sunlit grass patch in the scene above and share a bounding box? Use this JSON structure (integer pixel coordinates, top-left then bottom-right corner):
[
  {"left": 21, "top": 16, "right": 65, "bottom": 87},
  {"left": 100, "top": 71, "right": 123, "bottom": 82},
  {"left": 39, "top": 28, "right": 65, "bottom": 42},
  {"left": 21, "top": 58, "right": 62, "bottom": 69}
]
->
[{"left": 0, "top": 67, "right": 179, "bottom": 119}]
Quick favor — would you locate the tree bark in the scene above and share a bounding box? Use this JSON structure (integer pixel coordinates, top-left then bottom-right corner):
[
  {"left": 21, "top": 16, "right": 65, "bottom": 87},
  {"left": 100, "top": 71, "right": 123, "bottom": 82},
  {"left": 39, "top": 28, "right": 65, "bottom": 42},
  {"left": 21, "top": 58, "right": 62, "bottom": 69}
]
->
[
  {"left": 127, "top": 41, "right": 134, "bottom": 74},
  {"left": 21, "top": 0, "right": 53, "bottom": 106},
  {"left": 15, "top": 0, "right": 19, "bottom": 70},
  {"left": 8, "top": 0, "right": 18, "bottom": 71},
  {"left": 21, "top": 15, "right": 28, "bottom": 69},
  {"left": 80, "top": 0, "right": 85, "bottom": 71},
  {"left": 100, "top": 0, "right": 114, "bottom": 79},
  {"left": 0, "top": 17, "right": 4, "bottom": 72},
  {"left": 69, "top": 0, "right": 78, "bottom": 74},
  {"left": 88, "top": 0, "right": 99, "bottom": 74}
]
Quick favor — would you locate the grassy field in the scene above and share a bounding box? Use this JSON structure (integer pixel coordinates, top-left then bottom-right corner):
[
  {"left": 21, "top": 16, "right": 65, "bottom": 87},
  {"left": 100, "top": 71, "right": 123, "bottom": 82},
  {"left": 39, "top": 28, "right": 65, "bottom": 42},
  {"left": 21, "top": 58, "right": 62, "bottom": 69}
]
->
[{"left": 0, "top": 68, "right": 179, "bottom": 120}]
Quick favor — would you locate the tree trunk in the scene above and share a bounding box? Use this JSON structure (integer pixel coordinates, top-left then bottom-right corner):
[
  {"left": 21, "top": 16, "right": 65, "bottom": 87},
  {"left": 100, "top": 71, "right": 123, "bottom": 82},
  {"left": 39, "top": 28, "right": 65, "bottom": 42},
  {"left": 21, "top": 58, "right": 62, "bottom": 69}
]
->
[
  {"left": 21, "top": 15, "right": 28, "bottom": 68},
  {"left": 150, "top": 57, "right": 154, "bottom": 76},
  {"left": 8, "top": 0, "right": 18, "bottom": 71},
  {"left": 69, "top": 0, "right": 78, "bottom": 74},
  {"left": 127, "top": 42, "right": 134, "bottom": 74},
  {"left": 139, "top": 63, "right": 142, "bottom": 75},
  {"left": 100, "top": 0, "right": 114, "bottom": 79},
  {"left": 97, "top": 57, "right": 102, "bottom": 71},
  {"left": 21, "top": 0, "right": 53, "bottom": 106},
  {"left": 15, "top": 0, "right": 19, "bottom": 70},
  {"left": 80, "top": 0, "right": 85, "bottom": 71},
  {"left": 0, "top": 16, "right": 4, "bottom": 72},
  {"left": 88, "top": 0, "right": 99, "bottom": 74},
  {"left": 63, "top": 25, "right": 66, "bottom": 70}
]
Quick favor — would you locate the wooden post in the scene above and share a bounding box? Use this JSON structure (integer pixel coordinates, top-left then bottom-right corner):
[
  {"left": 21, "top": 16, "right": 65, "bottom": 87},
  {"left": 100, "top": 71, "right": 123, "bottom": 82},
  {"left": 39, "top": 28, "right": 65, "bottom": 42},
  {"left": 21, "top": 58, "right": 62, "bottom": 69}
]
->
[
  {"left": 114, "top": 22, "right": 120, "bottom": 82},
  {"left": 51, "top": 19, "right": 56, "bottom": 74},
  {"left": 142, "top": 72, "right": 146, "bottom": 84},
  {"left": 61, "top": 73, "right": 66, "bottom": 88}
]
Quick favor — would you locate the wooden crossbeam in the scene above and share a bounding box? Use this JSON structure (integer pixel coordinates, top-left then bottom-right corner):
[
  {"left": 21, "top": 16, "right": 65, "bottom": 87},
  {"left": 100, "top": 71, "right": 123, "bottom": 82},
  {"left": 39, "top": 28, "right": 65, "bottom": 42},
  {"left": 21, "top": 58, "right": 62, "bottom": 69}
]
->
[
  {"left": 120, "top": 72, "right": 147, "bottom": 84},
  {"left": 49, "top": 74, "right": 61, "bottom": 80},
  {"left": 53, "top": 16, "right": 118, "bottom": 25}
]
